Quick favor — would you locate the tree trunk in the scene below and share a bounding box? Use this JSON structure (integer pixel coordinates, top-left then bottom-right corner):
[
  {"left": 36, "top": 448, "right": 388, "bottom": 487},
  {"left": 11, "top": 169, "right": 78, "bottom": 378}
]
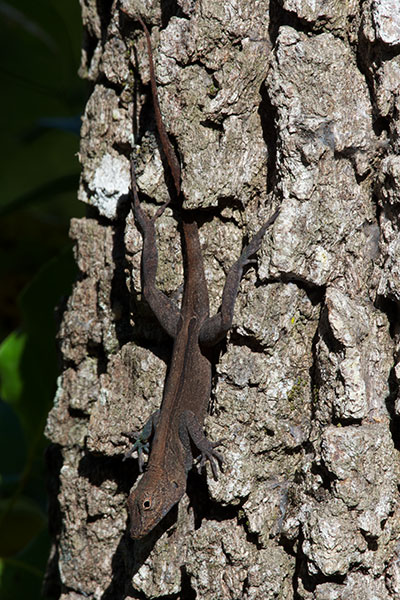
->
[{"left": 45, "top": 0, "right": 400, "bottom": 598}]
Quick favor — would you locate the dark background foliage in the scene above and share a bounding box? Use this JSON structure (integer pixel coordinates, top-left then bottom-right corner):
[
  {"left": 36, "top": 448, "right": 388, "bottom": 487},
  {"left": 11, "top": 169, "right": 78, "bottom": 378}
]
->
[{"left": 0, "top": 1, "right": 85, "bottom": 597}]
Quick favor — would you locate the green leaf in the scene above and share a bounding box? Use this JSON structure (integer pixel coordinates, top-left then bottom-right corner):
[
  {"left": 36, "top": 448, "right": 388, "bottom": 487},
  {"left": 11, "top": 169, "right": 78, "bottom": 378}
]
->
[
  {"left": 0, "top": 496, "right": 46, "bottom": 558},
  {"left": 0, "top": 331, "right": 27, "bottom": 405},
  {"left": 0, "top": 2, "right": 57, "bottom": 51},
  {"left": 0, "top": 174, "right": 79, "bottom": 217},
  {"left": 0, "top": 2, "right": 83, "bottom": 596},
  {"left": 10, "top": 246, "right": 78, "bottom": 442},
  {"left": 0, "top": 530, "right": 48, "bottom": 600},
  {"left": 0, "top": 400, "right": 26, "bottom": 488}
]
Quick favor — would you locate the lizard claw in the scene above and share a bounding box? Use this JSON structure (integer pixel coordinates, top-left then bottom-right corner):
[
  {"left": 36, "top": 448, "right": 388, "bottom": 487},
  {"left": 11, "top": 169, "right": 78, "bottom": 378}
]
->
[
  {"left": 121, "top": 410, "right": 160, "bottom": 471},
  {"left": 239, "top": 208, "right": 280, "bottom": 267},
  {"left": 197, "top": 439, "right": 225, "bottom": 480},
  {"left": 122, "top": 430, "right": 150, "bottom": 472}
]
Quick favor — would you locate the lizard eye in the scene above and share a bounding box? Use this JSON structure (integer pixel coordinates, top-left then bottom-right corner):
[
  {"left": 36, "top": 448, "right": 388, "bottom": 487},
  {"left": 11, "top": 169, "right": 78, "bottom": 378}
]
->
[{"left": 143, "top": 497, "right": 152, "bottom": 510}]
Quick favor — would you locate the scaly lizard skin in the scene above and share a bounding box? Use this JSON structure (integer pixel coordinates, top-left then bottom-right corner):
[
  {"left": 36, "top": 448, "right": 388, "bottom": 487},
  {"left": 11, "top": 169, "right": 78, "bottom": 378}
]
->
[{"left": 126, "top": 17, "right": 279, "bottom": 539}]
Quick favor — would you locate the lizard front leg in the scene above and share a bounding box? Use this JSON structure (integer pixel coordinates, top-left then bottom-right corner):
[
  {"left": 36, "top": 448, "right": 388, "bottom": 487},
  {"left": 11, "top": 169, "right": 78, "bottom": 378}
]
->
[
  {"left": 199, "top": 208, "right": 279, "bottom": 346},
  {"left": 123, "top": 409, "right": 160, "bottom": 472},
  {"left": 179, "top": 410, "right": 224, "bottom": 479}
]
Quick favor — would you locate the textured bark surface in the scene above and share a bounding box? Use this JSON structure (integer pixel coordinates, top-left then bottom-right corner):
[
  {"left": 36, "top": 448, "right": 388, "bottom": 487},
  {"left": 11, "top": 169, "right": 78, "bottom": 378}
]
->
[{"left": 45, "top": 0, "right": 400, "bottom": 598}]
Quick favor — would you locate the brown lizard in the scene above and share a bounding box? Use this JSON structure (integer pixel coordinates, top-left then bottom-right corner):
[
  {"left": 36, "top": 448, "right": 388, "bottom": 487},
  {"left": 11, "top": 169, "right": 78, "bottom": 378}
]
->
[{"left": 126, "top": 17, "right": 279, "bottom": 539}]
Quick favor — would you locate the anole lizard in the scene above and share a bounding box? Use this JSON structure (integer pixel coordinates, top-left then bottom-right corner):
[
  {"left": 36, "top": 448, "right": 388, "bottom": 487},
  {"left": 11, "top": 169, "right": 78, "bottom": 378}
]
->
[{"left": 126, "top": 17, "right": 279, "bottom": 539}]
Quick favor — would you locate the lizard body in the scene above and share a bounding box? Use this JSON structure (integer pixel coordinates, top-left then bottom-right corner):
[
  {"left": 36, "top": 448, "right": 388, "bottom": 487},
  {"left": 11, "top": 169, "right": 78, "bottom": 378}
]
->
[{"left": 126, "top": 18, "right": 278, "bottom": 539}]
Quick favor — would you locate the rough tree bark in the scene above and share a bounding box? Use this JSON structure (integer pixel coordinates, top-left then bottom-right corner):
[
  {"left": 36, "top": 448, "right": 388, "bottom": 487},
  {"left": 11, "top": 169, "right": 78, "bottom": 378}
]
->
[{"left": 45, "top": 0, "right": 400, "bottom": 598}]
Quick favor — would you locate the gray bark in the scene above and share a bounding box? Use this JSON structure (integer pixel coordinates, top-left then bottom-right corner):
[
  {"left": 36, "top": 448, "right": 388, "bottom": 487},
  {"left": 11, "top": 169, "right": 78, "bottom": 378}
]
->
[{"left": 45, "top": 0, "right": 400, "bottom": 598}]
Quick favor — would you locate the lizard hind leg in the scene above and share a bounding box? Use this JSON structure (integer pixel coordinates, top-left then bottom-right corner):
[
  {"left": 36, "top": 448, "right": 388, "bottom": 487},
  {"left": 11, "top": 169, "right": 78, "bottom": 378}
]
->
[
  {"left": 130, "top": 161, "right": 170, "bottom": 230},
  {"left": 199, "top": 207, "right": 280, "bottom": 347},
  {"left": 130, "top": 161, "right": 181, "bottom": 338}
]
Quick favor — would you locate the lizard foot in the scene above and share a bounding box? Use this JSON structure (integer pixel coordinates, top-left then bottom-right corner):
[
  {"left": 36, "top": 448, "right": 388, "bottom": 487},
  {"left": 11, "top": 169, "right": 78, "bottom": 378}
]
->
[
  {"left": 239, "top": 208, "right": 280, "bottom": 268},
  {"left": 181, "top": 410, "right": 225, "bottom": 480},
  {"left": 122, "top": 409, "right": 160, "bottom": 472},
  {"left": 197, "top": 440, "right": 225, "bottom": 479},
  {"left": 122, "top": 431, "right": 149, "bottom": 472}
]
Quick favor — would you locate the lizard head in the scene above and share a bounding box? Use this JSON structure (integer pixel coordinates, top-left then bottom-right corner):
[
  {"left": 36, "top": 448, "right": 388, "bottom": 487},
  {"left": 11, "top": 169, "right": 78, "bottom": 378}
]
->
[{"left": 127, "top": 469, "right": 185, "bottom": 539}]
